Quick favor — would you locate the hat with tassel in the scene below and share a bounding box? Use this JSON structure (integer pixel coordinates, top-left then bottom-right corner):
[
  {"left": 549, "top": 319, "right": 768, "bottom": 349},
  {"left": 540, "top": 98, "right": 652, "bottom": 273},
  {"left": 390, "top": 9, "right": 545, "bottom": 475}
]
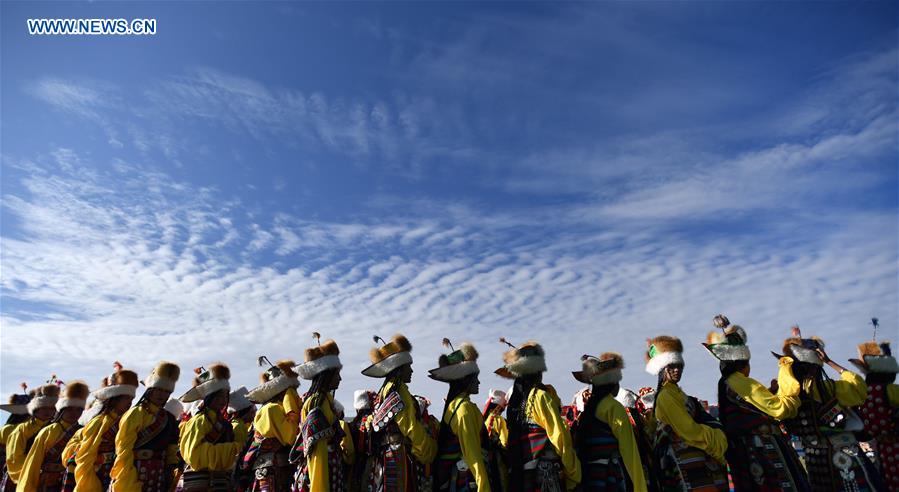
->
[
  {"left": 28, "top": 378, "right": 61, "bottom": 415},
  {"left": 702, "top": 314, "right": 751, "bottom": 361},
  {"left": 573, "top": 352, "right": 624, "bottom": 386},
  {"left": 353, "top": 390, "right": 376, "bottom": 412},
  {"left": 180, "top": 363, "right": 231, "bottom": 403},
  {"left": 0, "top": 383, "right": 31, "bottom": 415},
  {"left": 247, "top": 356, "right": 300, "bottom": 404},
  {"left": 143, "top": 361, "right": 181, "bottom": 392},
  {"left": 56, "top": 381, "right": 90, "bottom": 411},
  {"left": 781, "top": 325, "right": 825, "bottom": 365},
  {"left": 294, "top": 333, "right": 342, "bottom": 380},
  {"left": 362, "top": 334, "right": 413, "bottom": 378},
  {"left": 645, "top": 336, "right": 684, "bottom": 375},
  {"left": 494, "top": 338, "right": 547, "bottom": 379},
  {"left": 92, "top": 362, "right": 139, "bottom": 401},
  {"left": 428, "top": 339, "right": 480, "bottom": 382},
  {"left": 849, "top": 318, "right": 897, "bottom": 374},
  {"left": 227, "top": 386, "right": 255, "bottom": 414}
]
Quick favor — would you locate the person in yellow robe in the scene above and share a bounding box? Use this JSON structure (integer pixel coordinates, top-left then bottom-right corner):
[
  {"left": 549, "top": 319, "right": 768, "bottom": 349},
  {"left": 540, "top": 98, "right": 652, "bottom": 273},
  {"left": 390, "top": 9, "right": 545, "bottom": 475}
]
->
[
  {"left": 646, "top": 335, "right": 728, "bottom": 492},
  {"left": 179, "top": 363, "right": 247, "bottom": 491},
  {"left": 701, "top": 314, "right": 809, "bottom": 491},
  {"left": 110, "top": 361, "right": 181, "bottom": 492},
  {"left": 332, "top": 401, "right": 353, "bottom": 469},
  {"left": 241, "top": 357, "right": 302, "bottom": 492},
  {"left": 74, "top": 363, "right": 139, "bottom": 492},
  {"left": 1, "top": 385, "right": 33, "bottom": 491},
  {"left": 291, "top": 334, "right": 345, "bottom": 492},
  {"left": 571, "top": 352, "right": 647, "bottom": 492},
  {"left": 16, "top": 381, "right": 89, "bottom": 492},
  {"left": 362, "top": 334, "right": 436, "bottom": 492},
  {"left": 3, "top": 383, "right": 61, "bottom": 488},
  {"left": 427, "top": 340, "right": 490, "bottom": 492},
  {"left": 780, "top": 327, "right": 886, "bottom": 491},
  {"left": 481, "top": 389, "right": 509, "bottom": 492},
  {"left": 496, "top": 338, "right": 581, "bottom": 491},
  {"left": 225, "top": 385, "right": 256, "bottom": 491}
]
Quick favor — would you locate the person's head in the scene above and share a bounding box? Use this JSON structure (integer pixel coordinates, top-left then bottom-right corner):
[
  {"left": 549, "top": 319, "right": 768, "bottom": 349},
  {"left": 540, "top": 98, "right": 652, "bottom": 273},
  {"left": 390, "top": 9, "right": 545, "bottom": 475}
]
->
[
  {"left": 143, "top": 361, "right": 181, "bottom": 407},
  {"left": 662, "top": 363, "right": 684, "bottom": 384},
  {"left": 719, "top": 360, "right": 750, "bottom": 378},
  {"left": 145, "top": 388, "right": 172, "bottom": 407},
  {"left": 59, "top": 406, "right": 84, "bottom": 424},
  {"left": 791, "top": 361, "right": 820, "bottom": 382},
  {"left": 204, "top": 389, "right": 229, "bottom": 413},
  {"left": 33, "top": 405, "right": 55, "bottom": 421},
  {"left": 394, "top": 363, "right": 413, "bottom": 384},
  {"left": 466, "top": 373, "right": 480, "bottom": 395},
  {"left": 105, "top": 394, "right": 135, "bottom": 414}
]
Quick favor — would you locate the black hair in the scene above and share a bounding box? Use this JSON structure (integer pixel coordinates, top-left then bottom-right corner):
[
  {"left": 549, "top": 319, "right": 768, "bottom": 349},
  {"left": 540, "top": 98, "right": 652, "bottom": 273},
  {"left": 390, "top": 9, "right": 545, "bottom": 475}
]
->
[
  {"left": 792, "top": 361, "right": 837, "bottom": 402},
  {"left": 584, "top": 383, "right": 618, "bottom": 420},
  {"left": 508, "top": 373, "right": 542, "bottom": 426},
  {"left": 307, "top": 369, "right": 338, "bottom": 409},
  {"left": 5, "top": 413, "right": 30, "bottom": 426},
  {"left": 716, "top": 360, "right": 749, "bottom": 427},
  {"left": 441, "top": 373, "right": 477, "bottom": 421}
]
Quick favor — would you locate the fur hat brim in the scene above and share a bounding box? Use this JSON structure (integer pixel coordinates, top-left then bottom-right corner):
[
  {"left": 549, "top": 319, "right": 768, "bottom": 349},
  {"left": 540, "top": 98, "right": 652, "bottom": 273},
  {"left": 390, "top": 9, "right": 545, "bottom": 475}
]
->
[
  {"left": 0, "top": 404, "right": 29, "bottom": 415},
  {"left": 572, "top": 368, "right": 623, "bottom": 386},
  {"left": 645, "top": 351, "right": 684, "bottom": 376},
  {"left": 858, "top": 355, "right": 899, "bottom": 374},
  {"left": 361, "top": 351, "right": 413, "bottom": 378},
  {"left": 180, "top": 379, "right": 230, "bottom": 403},
  {"left": 144, "top": 374, "right": 178, "bottom": 392},
  {"left": 428, "top": 360, "right": 479, "bottom": 382},
  {"left": 227, "top": 387, "right": 254, "bottom": 413},
  {"left": 702, "top": 343, "right": 751, "bottom": 362},
  {"left": 27, "top": 395, "right": 60, "bottom": 414},
  {"left": 246, "top": 375, "right": 300, "bottom": 404},
  {"left": 494, "top": 354, "right": 546, "bottom": 379},
  {"left": 353, "top": 390, "right": 373, "bottom": 411},
  {"left": 91, "top": 384, "right": 137, "bottom": 402},
  {"left": 294, "top": 355, "right": 342, "bottom": 380},
  {"left": 55, "top": 398, "right": 87, "bottom": 411}
]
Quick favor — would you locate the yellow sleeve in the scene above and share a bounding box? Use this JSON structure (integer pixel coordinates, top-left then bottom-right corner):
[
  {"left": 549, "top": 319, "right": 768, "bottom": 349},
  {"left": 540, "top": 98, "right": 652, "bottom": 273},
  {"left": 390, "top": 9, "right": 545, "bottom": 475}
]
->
[
  {"left": 16, "top": 424, "right": 59, "bottom": 492},
  {"left": 339, "top": 421, "right": 354, "bottom": 465},
  {"left": 834, "top": 370, "right": 867, "bottom": 407},
  {"left": 394, "top": 385, "right": 436, "bottom": 465},
  {"left": 283, "top": 388, "right": 302, "bottom": 425},
  {"left": 531, "top": 389, "right": 581, "bottom": 489},
  {"left": 597, "top": 397, "right": 647, "bottom": 492},
  {"left": 888, "top": 384, "right": 899, "bottom": 407},
  {"left": 179, "top": 411, "right": 247, "bottom": 472},
  {"left": 0, "top": 425, "right": 14, "bottom": 446},
  {"left": 303, "top": 396, "right": 335, "bottom": 491},
  {"left": 63, "top": 428, "right": 83, "bottom": 470},
  {"left": 487, "top": 414, "right": 509, "bottom": 448},
  {"left": 449, "top": 400, "right": 491, "bottom": 492},
  {"left": 253, "top": 403, "right": 298, "bottom": 446},
  {"left": 655, "top": 385, "right": 727, "bottom": 464},
  {"left": 75, "top": 414, "right": 115, "bottom": 492},
  {"left": 111, "top": 405, "right": 147, "bottom": 491},
  {"left": 5, "top": 419, "right": 42, "bottom": 483},
  {"left": 726, "top": 368, "right": 800, "bottom": 420}
]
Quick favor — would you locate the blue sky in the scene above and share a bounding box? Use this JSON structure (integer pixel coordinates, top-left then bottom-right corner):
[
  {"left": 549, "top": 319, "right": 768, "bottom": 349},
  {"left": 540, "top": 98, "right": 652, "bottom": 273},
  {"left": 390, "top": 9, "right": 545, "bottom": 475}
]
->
[{"left": 1, "top": 1, "right": 897, "bottom": 410}]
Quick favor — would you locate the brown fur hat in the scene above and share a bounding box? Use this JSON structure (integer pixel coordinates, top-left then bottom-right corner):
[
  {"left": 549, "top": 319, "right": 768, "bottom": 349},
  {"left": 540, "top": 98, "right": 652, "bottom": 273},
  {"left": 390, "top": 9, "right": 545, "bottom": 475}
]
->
[
  {"left": 850, "top": 341, "right": 897, "bottom": 374},
  {"left": 369, "top": 334, "right": 412, "bottom": 364},
  {"left": 56, "top": 381, "right": 90, "bottom": 410},
  {"left": 495, "top": 340, "right": 546, "bottom": 379},
  {"left": 260, "top": 360, "right": 298, "bottom": 382},
  {"left": 645, "top": 335, "right": 684, "bottom": 376},
  {"left": 296, "top": 336, "right": 343, "bottom": 380},
  {"left": 306, "top": 339, "right": 340, "bottom": 362},
  {"left": 429, "top": 341, "right": 480, "bottom": 382},
  {"left": 193, "top": 363, "right": 230, "bottom": 387}
]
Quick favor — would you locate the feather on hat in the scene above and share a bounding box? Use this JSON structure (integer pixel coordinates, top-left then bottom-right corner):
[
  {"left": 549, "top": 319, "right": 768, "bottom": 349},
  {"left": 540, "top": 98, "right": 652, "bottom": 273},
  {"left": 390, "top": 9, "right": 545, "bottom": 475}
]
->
[
  {"left": 494, "top": 338, "right": 547, "bottom": 379},
  {"left": 362, "top": 334, "right": 413, "bottom": 378},
  {"left": 573, "top": 352, "right": 624, "bottom": 386},
  {"left": 180, "top": 363, "right": 231, "bottom": 403},
  {"left": 429, "top": 340, "right": 480, "bottom": 382}
]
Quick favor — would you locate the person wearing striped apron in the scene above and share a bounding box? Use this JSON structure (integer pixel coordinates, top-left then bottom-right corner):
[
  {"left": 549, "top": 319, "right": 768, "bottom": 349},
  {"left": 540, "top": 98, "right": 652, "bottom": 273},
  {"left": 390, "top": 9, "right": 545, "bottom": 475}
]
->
[
  {"left": 243, "top": 358, "right": 302, "bottom": 492},
  {"left": 3, "top": 382, "right": 60, "bottom": 491},
  {"left": 15, "top": 381, "right": 89, "bottom": 492},
  {"left": 848, "top": 335, "right": 899, "bottom": 490},
  {"left": 428, "top": 339, "right": 490, "bottom": 492},
  {"left": 179, "top": 363, "right": 248, "bottom": 491},
  {"left": 362, "top": 334, "right": 436, "bottom": 492},
  {"left": 226, "top": 387, "right": 257, "bottom": 492},
  {"left": 571, "top": 352, "right": 647, "bottom": 492},
  {"left": 74, "top": 363, "right": 139, "bottom": 492},
  {"left": 111, "top": 361, "right": 182, "bottom": 492},
  {"left": 481, "top": 390, "right": 509, "bottom": 492},
  {"left": 290, "top": 334, "right": 346, "bottom": 492},
  {"left": 780, "top": 327, "right": 886, "bottom": 491},
  {"left": 646, "top": 335, "right": 728, "bottom": 492},
  {"left": 1, "top": 385, "right": 33, "bottom": 489},
  {"left": 701, "top": 315, "right": 810, "bottom": 491},
  {"left": 497, "top": 338, "right": 581, "bottom": 492}
]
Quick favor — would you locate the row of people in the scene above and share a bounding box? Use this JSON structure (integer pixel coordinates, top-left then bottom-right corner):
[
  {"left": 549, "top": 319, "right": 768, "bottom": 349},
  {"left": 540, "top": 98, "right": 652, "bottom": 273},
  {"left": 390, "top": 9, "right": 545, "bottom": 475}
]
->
[{"left": 0, "top": 315, "right": 896, "bottom": 491}]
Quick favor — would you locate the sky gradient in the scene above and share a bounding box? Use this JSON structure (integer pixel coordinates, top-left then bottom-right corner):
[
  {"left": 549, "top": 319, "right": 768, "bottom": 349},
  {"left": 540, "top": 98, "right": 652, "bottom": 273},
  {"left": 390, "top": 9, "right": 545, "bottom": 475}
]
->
[{"left": 1, "top": 1, "right": 897, "bottom": 411}]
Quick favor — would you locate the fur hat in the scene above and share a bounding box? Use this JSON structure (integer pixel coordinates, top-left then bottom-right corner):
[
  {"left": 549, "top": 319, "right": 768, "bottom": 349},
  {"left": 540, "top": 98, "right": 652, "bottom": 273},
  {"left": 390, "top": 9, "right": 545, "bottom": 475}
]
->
[
  {"left": 92, "top": 362, "right": 140, "bottom": 401},
  {"left": 353, "top": 390, "right": 376, "bottom": 412},
  {"left": 486, "top": 389, "right": 507, "bottom": 408},
  {"left": 227, "top": 386, "right": 254, "bottom": 413},
  {"left": 362, "top": 334, "right": 413, "bottom": 378},
  {"left": 573, "top": 352, "right": 624, "bottom": 386},
  {"left": 180, "top": 363, "right": 231, "bottom": 403},
  {"left": 27, "top": 383, "right": 60, "bottom": 415},
  {"left": 615, "top": 387, "right": 638, "bottom": 409},
  {"left": 164, "top": 398, "right": 184, "bottom": 419},
  {"left": 645, "top": 336, "right": 684, "bottom": 376},
  {"left": 144, "top": 361, "right": 180, "bottom": 392},
  {"left": 0, "top": 384, "right": 31, "bottom": 415},
  {"left": 782, "top": 326, "right": 825, "bottom": 365},
  {"left": 849, "top": 341, "right": 898, "bottom": 374},
  {"left": 702, "top": 314, "right": 751, "bottom": 362},
  {"left": 247, "top": 357, "right": 300, "bottom": 404},
  {"left": 494, "top": 339, "right": 547, "bottom": 379},
  {"left": 429, "top": 339, "right": 480, "bottom": 382},
  {"left": 295, "top": 334, "right": 343, "bottom": 380},
  {"left": 55, "top": 381, "right": 90, "bottom": 411}
]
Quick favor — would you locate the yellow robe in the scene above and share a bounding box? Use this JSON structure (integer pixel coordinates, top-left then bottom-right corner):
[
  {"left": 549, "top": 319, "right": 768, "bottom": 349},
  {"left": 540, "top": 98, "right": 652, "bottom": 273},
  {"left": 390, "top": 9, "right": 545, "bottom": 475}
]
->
[
  {"left": 801, "top": 369, "right": 868, "bottom": 407},
  {"left": 888, "top": 384, "right": 899, "bottom": 406},
  {"left": 74, "top": 411, "right": 122, "bottom": 492},
  {"left": 110, "top": 402, "right": 178, "bottom": 491},
  {"left": 526, "top": 386, "right": 582, "bottom": 490},
  {"left": 655, "top": 382, "right": 727, "bottom": 464},
  {"left": 253, "top": 387, "right": 301, "bottom": 446},
  {"left": 301, "top": 394, "right": 339, "bottom": 490},
  {"left": 180, "top": 409, "right": 248, "bottom": 471},
  {"left": 4, "top": 418, "right": 49, "bottom": 484},
  {"left": 441, "top": 394, "right": 491, "bottom": 492},
  {"left": 1, "top": 423, "right": 19, "bottom": 449},
  {"left": 485, "top": 413, "right": 508, "bottom": 448},
  {"left": 594, "top": 394, "right": 647, "bottom": 492},
  {"left": 338, "top": 421, "right": 354, "bottom": 465},
  {"left": 16, "top": 420, "right": 79, "bottom": 492},
  {"left": 725, "top": 357, "right": 801, "bottom": 420},
  {"left": 378, "top": 381, "right": 436, "bottom": 465},
  {"left": 62, "top": 427, "right": 84, "bottom": 475}
]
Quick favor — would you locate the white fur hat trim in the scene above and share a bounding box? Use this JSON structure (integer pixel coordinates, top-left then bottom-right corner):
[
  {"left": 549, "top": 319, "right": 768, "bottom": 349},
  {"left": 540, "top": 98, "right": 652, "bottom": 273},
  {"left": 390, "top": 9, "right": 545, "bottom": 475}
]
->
[
  {"left": 361, "top": 351, "right": 413, "bottom": 378},
  {"left": 180, "top": 379, "right": 230, "bottom": 404},
  {"left": 428, "top": 361, "right": 479, "bottom": 382},
  {"left": 354, "top": 390, "right": 372, "bottom": 411},
  {"left": 92, "top": 384, "right": 137, "bottom": 402},
  {"left": 246, "top": 375, "right": 300, "bottom": 404},
  {"left": 78, "top": 403, "right": 103, "bottom": 426},
  {"left": 294, "top": 355, "right": 342, "bottom": 381},
  {"left": 164, "top": 398, "right": 184, "bottom": 418},
  {"left": 645, "top": 351, "right": 684, "bottom": 376},
  {"left": 591, "top": 368, "right": 623, "bottom": 386},
  {"left": 505, "top": 354, "right": 546, "bottom": 377},
  {"left": 227, "top": 387, "right": 254, "bottom": 413},
  {"left": 27, "top": 395, "right": 59, "bottom": 414},
  {"left": 55, "top": 398, "right": 87, "bottom": 411},
  {"left": 144, "top": 374, "right": 177, "bottom": 392}
]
